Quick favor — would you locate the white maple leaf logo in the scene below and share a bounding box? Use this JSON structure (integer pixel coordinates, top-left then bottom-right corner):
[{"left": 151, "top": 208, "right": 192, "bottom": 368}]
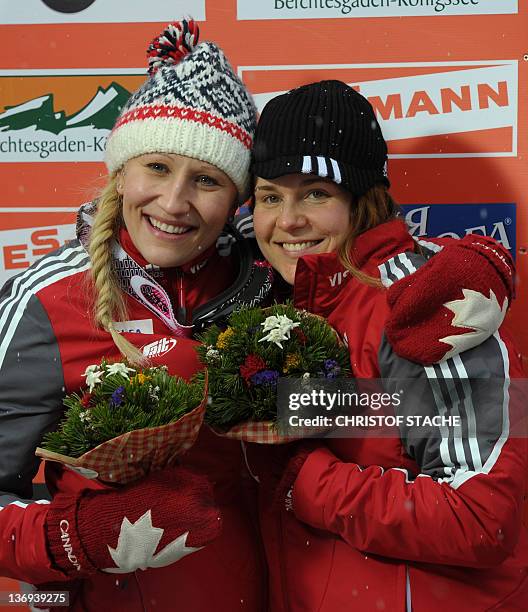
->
[
  {"left": 439, "top": 288, "right": 508, "bottom": 360},
  {"left": 103, "top": 510, "right": 202, "bottom": 574}
]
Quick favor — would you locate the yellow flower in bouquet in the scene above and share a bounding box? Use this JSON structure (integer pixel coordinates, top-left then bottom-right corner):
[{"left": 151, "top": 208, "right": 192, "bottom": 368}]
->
[
  {"left": 36, "top": 359, "right": 206, "bottom": 484},
  {"left": 196, "top": 303, "right": 350, "bottom": 443}
]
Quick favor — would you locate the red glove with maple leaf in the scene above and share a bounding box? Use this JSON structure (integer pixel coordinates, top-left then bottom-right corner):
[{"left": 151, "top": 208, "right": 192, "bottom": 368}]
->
[
  {"left": 385, "top": 234, "right": 514, "bottom": 365},
  {"left": 45, "top": 466, "right": 221, "bottom": 577}
]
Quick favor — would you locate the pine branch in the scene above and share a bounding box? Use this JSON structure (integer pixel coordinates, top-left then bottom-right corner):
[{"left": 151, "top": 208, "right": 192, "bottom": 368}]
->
[
  {"left": 41, "top": 363, "right": 205, "bottom": 457},
  {"left": 199, "top": 302, "right": 351, "bottom": 429}
]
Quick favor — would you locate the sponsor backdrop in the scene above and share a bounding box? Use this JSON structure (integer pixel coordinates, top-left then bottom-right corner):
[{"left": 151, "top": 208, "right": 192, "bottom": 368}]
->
[{"left": 0, "top": 0, "right": 526, "bottom": 604}]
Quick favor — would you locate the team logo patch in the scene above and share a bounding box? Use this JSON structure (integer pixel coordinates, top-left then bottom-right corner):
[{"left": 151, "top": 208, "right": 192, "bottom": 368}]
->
[
  {"left": 142, "top": 338, "right": 178, "bottom": 358},
  {"left": 113, "top": 319, "right": 154, "bottom": 335}
]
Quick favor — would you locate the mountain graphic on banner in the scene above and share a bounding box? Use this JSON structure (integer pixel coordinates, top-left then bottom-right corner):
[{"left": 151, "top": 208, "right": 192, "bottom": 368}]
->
[{"left": 0, "top": 82, "right": 131, "bottom": 134}]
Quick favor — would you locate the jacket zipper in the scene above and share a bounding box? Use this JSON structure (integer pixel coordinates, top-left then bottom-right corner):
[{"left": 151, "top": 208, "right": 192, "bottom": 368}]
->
[
  {"left": 240, "top": 441, "right": 288, "bottom": 611},
  {"left": 406, "top": 565, "right": 412, "bottom": 612},
  {"left": 176, "top": 270, "right": 187, "bottom": 325},
  {"left": 278, "top": 511, "right": 291, "bottom": 612}
]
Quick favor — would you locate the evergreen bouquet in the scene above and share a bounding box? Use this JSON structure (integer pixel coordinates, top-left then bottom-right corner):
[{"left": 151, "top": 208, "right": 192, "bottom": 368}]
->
[
  {"left": 36, "top": 361, "right": 207, "bottom": 484},
  {"left": 196, "top": 303, "right": 350, "bottom": 443}
]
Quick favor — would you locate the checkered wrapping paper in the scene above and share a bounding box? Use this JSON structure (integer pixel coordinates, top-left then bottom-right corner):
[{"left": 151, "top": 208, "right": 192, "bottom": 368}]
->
[
  {"left": 36, "top": 399, "right": 206, "bottom": 485},
  {"left": 213, "top": 421, "right": 300, "bottom": 445},
  {"left": 206, "top": 309, "right": 346, "bottom": 445}
]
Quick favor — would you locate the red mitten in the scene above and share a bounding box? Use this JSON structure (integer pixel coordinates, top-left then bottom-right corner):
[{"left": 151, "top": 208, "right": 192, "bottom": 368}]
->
[
  {"left": 45, "top": 466, "right": 221, "bottom": 577},
  {"left": 386, "top": 234, "right": 514, "bottom": 365}
]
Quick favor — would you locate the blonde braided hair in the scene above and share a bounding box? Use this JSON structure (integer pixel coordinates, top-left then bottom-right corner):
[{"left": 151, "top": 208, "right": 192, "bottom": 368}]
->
[{"left": 88, "top": 174, "right": 146, "bottom": 365}]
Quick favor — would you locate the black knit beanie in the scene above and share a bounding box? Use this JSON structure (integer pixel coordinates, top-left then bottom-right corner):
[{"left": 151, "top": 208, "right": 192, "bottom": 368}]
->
[{"left": 252, "top": 80, "right": 389, "bottom": 198}]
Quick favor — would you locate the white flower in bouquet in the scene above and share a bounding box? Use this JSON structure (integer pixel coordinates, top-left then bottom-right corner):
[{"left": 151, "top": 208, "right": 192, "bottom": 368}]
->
[
  {"left": 83, "top": 365, "right": 104, "bottom": 392},
  {"left": 205, "top": 347, "right": 221, "bottom": 363},
  {"left": 259, "top": 314, "right": 301, "bottom": 348},
  {"left": 106, "top": 362, "right": 136, "bottom": 378},
  {"left": 261, "top": 314, "right": 300, "bottom": 334}
]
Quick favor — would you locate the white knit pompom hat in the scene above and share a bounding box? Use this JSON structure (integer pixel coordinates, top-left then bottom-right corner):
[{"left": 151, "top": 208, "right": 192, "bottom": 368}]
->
[{"left": 104, "top": 19, "right": 256, "bottom": 201}]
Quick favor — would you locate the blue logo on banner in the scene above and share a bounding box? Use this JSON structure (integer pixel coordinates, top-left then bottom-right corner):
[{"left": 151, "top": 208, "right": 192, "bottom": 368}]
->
[{"left": 400, "top": 203, "right": 516, "bottom": 259}]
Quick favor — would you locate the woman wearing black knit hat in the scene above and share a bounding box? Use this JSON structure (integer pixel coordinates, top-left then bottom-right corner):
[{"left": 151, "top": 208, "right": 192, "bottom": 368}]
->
[{"left": 247, "top": 80, "right": 528, "bottom": 611}]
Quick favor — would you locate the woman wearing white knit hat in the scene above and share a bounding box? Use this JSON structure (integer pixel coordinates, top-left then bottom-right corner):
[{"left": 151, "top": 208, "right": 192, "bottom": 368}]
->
[{"left": 0, "top": 20, "right": 270, "bottom": 611}]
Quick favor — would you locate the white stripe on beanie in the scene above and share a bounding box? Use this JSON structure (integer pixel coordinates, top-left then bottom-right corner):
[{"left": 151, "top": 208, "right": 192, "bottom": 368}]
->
[
  {"left": 300, "top": 155, "right": 342, "bottom": 185},
  {"left": 316, "top": 156, "right": 328, "bottom": 177},
  {"left": 301, "top": 156, "right": 312, "bottom": 173},
  {"left": 330, "top": 159, "right": 342, "bottom": 184}
]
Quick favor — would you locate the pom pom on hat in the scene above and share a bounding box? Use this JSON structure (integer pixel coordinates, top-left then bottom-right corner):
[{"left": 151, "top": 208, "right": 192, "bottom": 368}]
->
[{"left": 147, "top": 19, "right": 199, "bottom": 76}]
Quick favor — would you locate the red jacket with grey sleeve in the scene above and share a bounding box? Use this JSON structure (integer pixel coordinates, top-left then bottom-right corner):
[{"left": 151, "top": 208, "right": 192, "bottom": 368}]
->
[{"left": 248, "top": 219, "right": 528, "bottom": 612}]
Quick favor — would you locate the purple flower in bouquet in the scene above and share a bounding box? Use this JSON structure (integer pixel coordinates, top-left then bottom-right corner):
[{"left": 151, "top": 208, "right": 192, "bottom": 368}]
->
[
  {"left": 324, "top": 359, "right": 341, "bottom": 379},
  {"left": 250, "top": 370, "right": 280, "bottom": 387},
  {"left": 110, "top": 386, "right": 125, "bottom": 407}
]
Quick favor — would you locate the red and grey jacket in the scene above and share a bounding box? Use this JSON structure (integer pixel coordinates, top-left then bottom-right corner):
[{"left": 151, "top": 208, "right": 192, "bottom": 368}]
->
[
  {"left": 248, "top": 219, "right": 528, "bottom": 612},
  {"left": 0, "top": 205, "right": 273, "bottom": 611}
]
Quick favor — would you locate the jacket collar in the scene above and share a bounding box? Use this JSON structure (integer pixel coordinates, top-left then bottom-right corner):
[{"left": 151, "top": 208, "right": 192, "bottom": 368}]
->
[
  {"left": 295, "top": 219, "right": 413, "bottom": 277},
  {"left": 75, "top": 201, "right": 274, "bottom": 331},
  {"left": 117, "top": 226, "right": 217, "bottom": 276},
  {"left": 293, "top": 219, "right": 414, "bottom": 314},
  {"left": 347, "top": 219, "right": 415, "bottom": 272}
]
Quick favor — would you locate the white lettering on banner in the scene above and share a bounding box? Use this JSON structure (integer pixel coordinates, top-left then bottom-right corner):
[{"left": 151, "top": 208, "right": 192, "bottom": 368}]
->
[
  {"left": 237, "top": 0, "right": 517, "bottom": 19},
  {"left": 2, "top": 0, "right": 206, "bottom": 24},
  {"left": 243, "top": 62, "right": 517, "bottom": 158},
  {"left": 0, "top": 223, "right": 76, "bottom": 285},
  {"left": 405, "top": 206, "right": 512, "bottom": 250},
  {"left": 0, "top": 70, "right": 145, "bottom": 163}
]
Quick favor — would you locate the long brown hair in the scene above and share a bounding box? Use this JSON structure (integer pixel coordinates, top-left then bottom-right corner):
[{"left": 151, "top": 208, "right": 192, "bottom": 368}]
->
[{"left": 338, "top": 184, "right": 400, "bottom": 287}]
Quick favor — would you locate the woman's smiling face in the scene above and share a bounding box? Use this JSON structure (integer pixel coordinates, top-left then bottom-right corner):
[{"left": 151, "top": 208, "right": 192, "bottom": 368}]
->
[
  {"left": 118, "top": 153, "right": 237, "bottom": 268},
  {"left": 252, "top": 173, "right": 353, "bottom": 284}
]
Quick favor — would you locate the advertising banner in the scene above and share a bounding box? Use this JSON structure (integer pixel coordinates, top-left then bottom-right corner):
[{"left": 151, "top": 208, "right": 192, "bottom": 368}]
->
[
  {"left": 237, "top": 0, "right": 518, "bottom": 20},
  {"left": 0, "top": 208, "right": 77, "bottom": 285},
  {"left": 400, "top": 203, "right": 516, "bottom": 254},
  {"left": 0, "top": 71, "right": 145, "bottom": 163},
  {"left": 0, "top": 0, "right": 206, "bottom": 24},
  {"left": 241, "top": 61, "right": 518, "bottom": 158}
]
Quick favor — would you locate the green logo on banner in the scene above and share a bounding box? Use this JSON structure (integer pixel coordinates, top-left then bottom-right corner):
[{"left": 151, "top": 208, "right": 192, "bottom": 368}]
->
[{"left": 0, "top": 82, "right": 131, "bottom": 134}]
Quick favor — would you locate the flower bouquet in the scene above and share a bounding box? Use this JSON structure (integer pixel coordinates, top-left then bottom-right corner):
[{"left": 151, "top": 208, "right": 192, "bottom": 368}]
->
[
  {"left": 36, "top": 361, "right": 207, "bottom": 484},
  {"left": 196, "top": 303, "right": 350, "bottom": 443}
]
